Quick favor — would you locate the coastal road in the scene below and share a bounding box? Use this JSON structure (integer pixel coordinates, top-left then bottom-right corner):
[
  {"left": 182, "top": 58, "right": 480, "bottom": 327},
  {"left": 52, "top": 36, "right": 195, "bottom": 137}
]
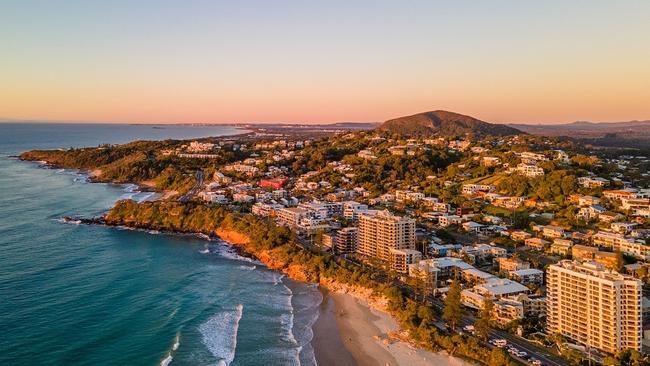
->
[
  {"left": 488, "top": 329, "right": 566, "bottom": 366},
  {"left": 178, "top": 170, "right": 204, "bottom": 202},
  {"left": 427, "top": 297, "right": 566, "bottom": 366}
]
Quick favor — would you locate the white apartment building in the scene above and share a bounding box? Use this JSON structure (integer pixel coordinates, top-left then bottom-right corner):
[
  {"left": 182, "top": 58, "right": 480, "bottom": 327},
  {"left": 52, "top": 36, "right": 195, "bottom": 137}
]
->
[
  {"left": 520, "top": 151, "right": 549, "bottom": 162},
  {"left": 461, "top": 184, "right": 496, "bottom": 196},
  {"left": 357, "top": 211, "right": 416, "bottom": 262},
  {"left": 546, "top": 260, "right": 641, "bottom": 354},
  {"left": 578, "top": 176, "right": 610, "bottom": 188},
  {"left": 395, "top": 190, "right": 425, "bottom": 203},
  {"left": 342, "top": 201, "right": 369, "bottom": 220},
  {"left": 277, "top": 207, "right": 309, "bottom": 227},
  {"left": 251, "top": 202, "right": 284, "bottom": 217},
  {"left": 515, "top": 163, "right": 545, "bottom": 178},
  {"left": 439, "top": 214, "right": 462, "bottom": 227},
  {"left": 593, "top": 231, "right": 650, "bottom": 260}
]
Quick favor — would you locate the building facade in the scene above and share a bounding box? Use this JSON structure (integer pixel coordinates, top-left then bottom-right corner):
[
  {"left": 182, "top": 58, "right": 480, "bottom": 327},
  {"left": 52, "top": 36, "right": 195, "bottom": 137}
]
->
[
  {"left": 546, "top": 260, "right": 642, "bottom": 354},
  {"left": 357, "top": 211, "right": 416, "bottom": 262}
]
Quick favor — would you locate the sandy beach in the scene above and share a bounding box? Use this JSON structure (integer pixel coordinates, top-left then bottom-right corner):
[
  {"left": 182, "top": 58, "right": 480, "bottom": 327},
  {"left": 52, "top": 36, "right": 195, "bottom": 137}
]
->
[{"left": 313, "top": 288, "right": 473, "bottom": 366}]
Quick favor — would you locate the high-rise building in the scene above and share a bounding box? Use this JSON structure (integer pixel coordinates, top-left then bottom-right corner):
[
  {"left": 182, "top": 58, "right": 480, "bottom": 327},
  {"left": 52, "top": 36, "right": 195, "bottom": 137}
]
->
[
  {"left": 334, "top": 227, "right": 358, "bottom": 254},
  {"left": 357, "top": 211, "right": 416, "bottom": 262},
  {"left": 546, "top": 260, "right": 641, "bottom": 354}
]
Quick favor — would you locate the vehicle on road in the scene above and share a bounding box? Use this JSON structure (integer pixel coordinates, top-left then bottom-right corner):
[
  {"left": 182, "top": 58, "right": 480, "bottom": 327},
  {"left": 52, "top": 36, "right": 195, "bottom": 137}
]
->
[{"left": 494, "top": 339, "right": 508, "bottom": 347}]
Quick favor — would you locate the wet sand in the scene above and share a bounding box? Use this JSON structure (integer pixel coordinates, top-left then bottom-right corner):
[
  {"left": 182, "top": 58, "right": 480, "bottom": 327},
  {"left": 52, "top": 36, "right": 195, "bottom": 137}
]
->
[
  {"left": 311, "top": 288, "right": 357, "bottom": 366},
  {"left": 312, "top": 289, "right": 474, "bottom": 366}
]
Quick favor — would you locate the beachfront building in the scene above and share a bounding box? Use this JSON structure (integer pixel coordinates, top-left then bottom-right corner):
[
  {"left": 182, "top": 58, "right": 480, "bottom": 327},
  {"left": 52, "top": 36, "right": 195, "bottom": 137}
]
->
[
  {"left": 390, "top": 248, "right": 422, "bottom": 273},
  {"left": 408, "top": 261, "right": 440, "bottom": 296},
  {"left": 357, "top": 211, "right": 416, "bottom": 263},
  {"left": 546, "top": 260, "right": 642, "bottom": 354},
  {"left": 277, "top": 207, "right": 309, "bottom": 227},
  {"left": 333, "top": 227, "right": 358, "bottom": 254}
]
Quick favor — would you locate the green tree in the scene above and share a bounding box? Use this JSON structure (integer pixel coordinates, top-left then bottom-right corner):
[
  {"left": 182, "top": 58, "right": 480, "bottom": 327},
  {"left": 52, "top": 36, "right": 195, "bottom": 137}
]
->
[
  {"left": 443, "top": 280, "right": 463, "bottom": 330},
  {"left": 475, "top": 298, "right": 494, "bottom": 341}
]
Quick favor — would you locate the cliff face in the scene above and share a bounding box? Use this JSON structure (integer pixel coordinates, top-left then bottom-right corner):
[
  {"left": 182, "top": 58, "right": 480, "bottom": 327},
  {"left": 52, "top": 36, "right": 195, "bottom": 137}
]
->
[
  {"left": 216, "top": 228, "right": 319, "bottom": 283},
  {"left": 216, "top": 228, "right": 250, "bottom": 245}
]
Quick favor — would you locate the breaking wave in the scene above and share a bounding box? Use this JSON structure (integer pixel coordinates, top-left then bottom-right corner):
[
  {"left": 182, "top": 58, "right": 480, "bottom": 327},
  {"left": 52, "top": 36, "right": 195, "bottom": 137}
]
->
[{"left": 199, "top": 304, "right": 244, "bottom": 366}]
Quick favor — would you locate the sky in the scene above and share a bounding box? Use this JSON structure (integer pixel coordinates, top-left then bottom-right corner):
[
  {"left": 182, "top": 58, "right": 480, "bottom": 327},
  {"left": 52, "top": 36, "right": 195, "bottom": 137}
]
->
[{"left": 1, "top": 0, "right": 649, "bottom": 124}]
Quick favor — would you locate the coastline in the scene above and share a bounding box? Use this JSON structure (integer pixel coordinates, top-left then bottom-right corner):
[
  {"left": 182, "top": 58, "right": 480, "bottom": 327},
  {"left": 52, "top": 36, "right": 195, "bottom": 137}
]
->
[
  {"left": 69, "top": 218, "right": 477, "bottom": 366},
  {"left": 34, "top": 161, "right": 476, "bottom": 366}
]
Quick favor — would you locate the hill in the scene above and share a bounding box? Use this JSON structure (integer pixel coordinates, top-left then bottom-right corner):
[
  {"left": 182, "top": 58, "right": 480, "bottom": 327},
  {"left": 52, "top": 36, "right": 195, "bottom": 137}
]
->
[
  {"left": 509, "top": 120, "right": 650, "bottom": 137},
  {"left": 378, "top": 110, "right": 521, "bottom": 137}
]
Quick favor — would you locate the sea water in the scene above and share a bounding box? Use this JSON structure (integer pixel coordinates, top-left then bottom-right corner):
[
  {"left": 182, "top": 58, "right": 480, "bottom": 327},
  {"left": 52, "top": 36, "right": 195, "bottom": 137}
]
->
[{"left": 0, "top": 123, "right": 322, "bottom": 366}]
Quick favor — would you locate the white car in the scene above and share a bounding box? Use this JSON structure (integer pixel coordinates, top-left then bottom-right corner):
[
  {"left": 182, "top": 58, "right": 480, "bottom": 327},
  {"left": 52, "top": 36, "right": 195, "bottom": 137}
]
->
[
  {"left": 494, "top": 339, "right": 507, "bottom": 347},
  {"left": 517, "top": 351, "right": 528, "bottom": 358}
]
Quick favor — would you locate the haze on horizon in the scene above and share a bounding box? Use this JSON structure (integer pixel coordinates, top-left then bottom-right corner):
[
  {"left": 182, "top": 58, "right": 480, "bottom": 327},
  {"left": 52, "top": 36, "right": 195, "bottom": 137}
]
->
[{"left": 2, "top": 0, "right": 649, "bottom": 125}]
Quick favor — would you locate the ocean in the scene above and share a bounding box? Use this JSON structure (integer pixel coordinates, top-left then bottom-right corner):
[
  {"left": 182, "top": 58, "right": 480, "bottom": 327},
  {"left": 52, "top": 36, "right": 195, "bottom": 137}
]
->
[{"left": 0, "top": 123, "right": 322, "bottom": 366}]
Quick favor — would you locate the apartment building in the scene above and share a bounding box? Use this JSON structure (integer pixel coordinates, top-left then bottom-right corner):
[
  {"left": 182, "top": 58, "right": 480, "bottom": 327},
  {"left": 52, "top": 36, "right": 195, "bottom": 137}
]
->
[
  {"left": 357, "top": 211, "right": 416, "bottom": 262},
  {"left": 334, "top": 227, "right": 358, "bottom": 254},
  {"left": 515, "top": 163, "right": 545, "bottom": 178},
  {"left": 251, "top": 202, "right": 284, "bottom": 217},
  {"left": 542, "top": 225, "right": 565, "bottom": 239},
  {"left": 593, "top": 231, "right": 650, "bottom": 260},
  {"left": 277, "top": 207, "right": 309, "bottom": 227},
  {"left": 546, "top": 260, "right": 642, "bottom": 354},
  {"left": 395, "top": 190, "right": 425, "bottom": 203},
  {"left": 461, "top": 184, "right": 496, "bottom": 196},
  {"left": 510, "top": 268, "right": 544, "bottom": 286},
  {"left": 390, "top": 248, "right": 422, "bottom": 273},
  {"left": 341, "top": 201, "right": 368, "bottom": 220},
  {"left": 409, "top": 261, "right": 440, "bottom": 296},
  {"left": 524, "top": 237, "right": 549, "bottom": 251},
  {"left": 497, "top": 257, "right": 531, "bottom": 272},
  {"left": 550, "top": 239, "right": 573, "bottom": 256},
  {"left": 520, "top": 151, "right": 549, "bottom": 162},
  {"left": 577, "top": 176, "right": 610, "bottom": 188}
]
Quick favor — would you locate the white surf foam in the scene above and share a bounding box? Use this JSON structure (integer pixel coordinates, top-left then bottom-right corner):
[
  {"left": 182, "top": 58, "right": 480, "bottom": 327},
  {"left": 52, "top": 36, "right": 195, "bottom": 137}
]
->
[
  {"left": 160, "top": 354, "right": 173, "bottom": 366},
  {"left": 199, "top": 304, "right": 244, "bottom": 366},
  {"left": 196, "top": 233, "right": 212, "bottom": 241},
  {"left": 123, "top": 183, "right": 139, "bottom": 193},
  {"left": 73, "top": 174, "right": 89, "bottom": 183},
  {"left": 172, "top": 333, "right": 180, "bottom": 351},
  {"left": 216, "top": 245, "right": 261, "bottom": 265}
]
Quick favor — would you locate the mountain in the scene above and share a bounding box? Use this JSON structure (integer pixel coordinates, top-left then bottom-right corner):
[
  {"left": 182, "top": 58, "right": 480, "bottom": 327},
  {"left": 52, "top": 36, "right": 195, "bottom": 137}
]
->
[
  {"left": 508, "top": 120, "right": 650, "bottom": 138},
  {"left": 378, "top": 110, "right": 521, "bottom": 137}
]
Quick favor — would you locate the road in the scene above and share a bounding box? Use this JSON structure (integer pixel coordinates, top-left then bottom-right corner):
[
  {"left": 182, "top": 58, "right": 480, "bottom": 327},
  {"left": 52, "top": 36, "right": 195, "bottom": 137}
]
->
[{"left": 178, "top": 170, "right": 204, "bottom": 202}]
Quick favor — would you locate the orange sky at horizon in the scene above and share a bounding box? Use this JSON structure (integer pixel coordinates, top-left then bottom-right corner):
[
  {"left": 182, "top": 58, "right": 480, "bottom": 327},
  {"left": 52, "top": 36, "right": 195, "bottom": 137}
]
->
[{"left": 2, "top": 1, "right": 650, "bottom": 125}]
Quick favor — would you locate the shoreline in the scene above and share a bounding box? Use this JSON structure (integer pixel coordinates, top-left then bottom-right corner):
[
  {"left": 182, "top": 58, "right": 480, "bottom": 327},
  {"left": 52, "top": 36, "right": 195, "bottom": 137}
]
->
[
  {"left": 69, "top": 217, "right": 476, "bottom": 366},
  {"left": 320, "top": 290, "right": 475, "bottom": 366},
  {"left": 41, "top": 160, "right": 474, "bottom": 366}
]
